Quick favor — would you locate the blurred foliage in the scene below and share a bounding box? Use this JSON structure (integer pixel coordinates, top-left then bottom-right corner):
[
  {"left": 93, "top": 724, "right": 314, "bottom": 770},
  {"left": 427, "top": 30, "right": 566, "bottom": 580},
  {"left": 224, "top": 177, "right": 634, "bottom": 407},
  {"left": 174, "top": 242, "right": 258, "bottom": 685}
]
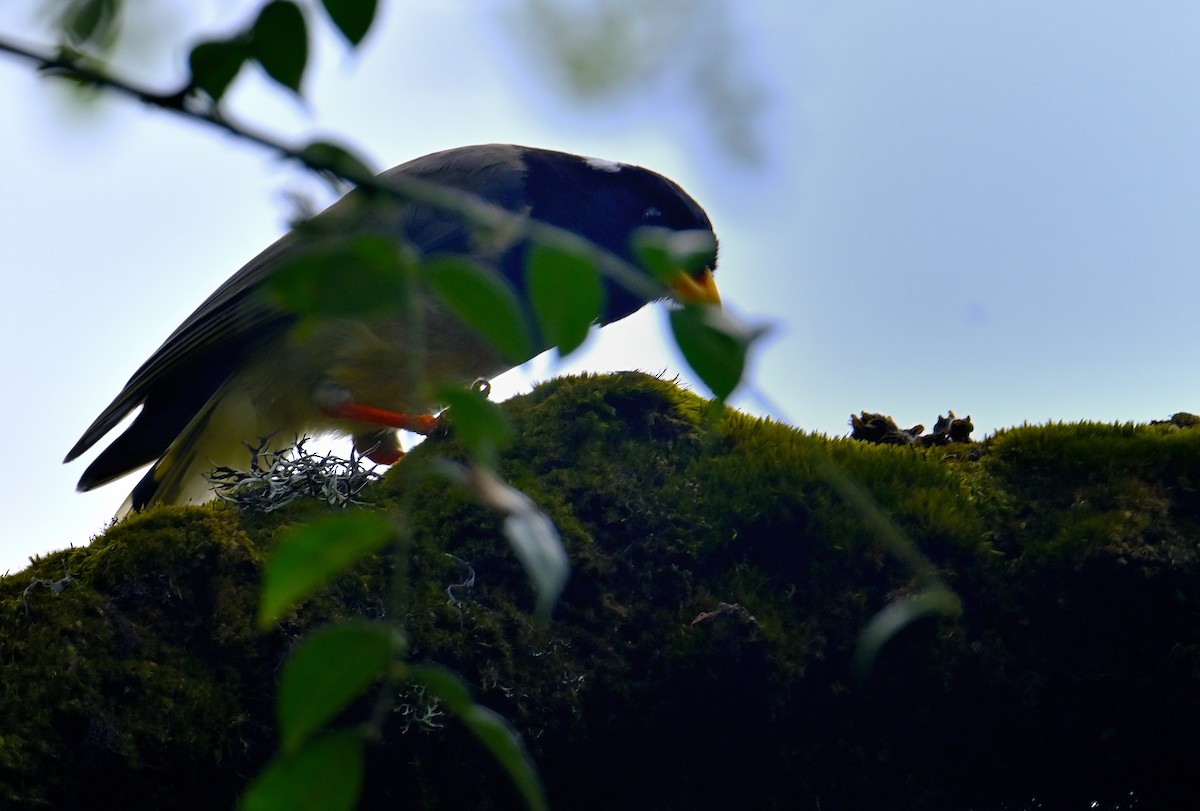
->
[
  {"left": 50, "top": 0, "right": 123, "bottom": 53},
  {"left": 506, "top": 0, "right": 768, "bottom": 163},
  {"left": 35, "top": 0, "right": 767, "bottom": 163}
]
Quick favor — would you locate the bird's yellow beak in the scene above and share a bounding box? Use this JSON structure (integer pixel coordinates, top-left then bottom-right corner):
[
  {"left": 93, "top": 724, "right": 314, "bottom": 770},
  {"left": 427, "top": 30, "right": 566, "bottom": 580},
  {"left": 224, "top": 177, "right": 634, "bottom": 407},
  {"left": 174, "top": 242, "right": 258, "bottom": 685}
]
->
[{"left": 668, "top": 267, "right": 721, "bottom": 307}]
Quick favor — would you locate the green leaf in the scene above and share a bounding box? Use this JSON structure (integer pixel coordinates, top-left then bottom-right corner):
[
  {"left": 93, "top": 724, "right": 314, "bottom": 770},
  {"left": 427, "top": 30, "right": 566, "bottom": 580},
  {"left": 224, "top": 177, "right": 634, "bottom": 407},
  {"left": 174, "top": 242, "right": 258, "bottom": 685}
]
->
[
  {"left": 434, "top": 385, "right": 512, "bottom": 466},
  {"left": 240, "top": 729, "right": 364, "bottom": 811},
  {"left": 268, "top": 235, "right": 409, "bottom": 319},
  {"left": 631, "top": 227, "right": 719, "bottom": 285},
  {"left": 406, "top": 664, "right": 548, "bottom": 811},
  {"left": 423, "top": 256, "right": 535, "bottom": 364},
  {"left": 853, "top": 587, "right": 962, "bottom": 679},
  {"left": 259, "top": 513, "right": 395, "bottom": 627},
  {"left": 297, "top": 140, "right": 376, "bottom": 185},
  {"left": 501, "top": 500, "right": 569, "bottom": 621},
  {"left": 460, "top": 466, "right": 568, "bottom": 620},
  {"left": 188, "top": 38, "right": 250, "bottom": 103},
  {"left": 278, "top": 622, "right": 403, "bottom": 754},
  {"left": 525, "top": 243, "right": 603, "bottom": 358},
  {"left": 668, "top": 305, "right": 763, "bottom": 400},
  {"left": 320, "top": 0, "right": 378, "bottom": 46},
  {"left": 251, "top": 0, "right": 309, "bottom": 95}
]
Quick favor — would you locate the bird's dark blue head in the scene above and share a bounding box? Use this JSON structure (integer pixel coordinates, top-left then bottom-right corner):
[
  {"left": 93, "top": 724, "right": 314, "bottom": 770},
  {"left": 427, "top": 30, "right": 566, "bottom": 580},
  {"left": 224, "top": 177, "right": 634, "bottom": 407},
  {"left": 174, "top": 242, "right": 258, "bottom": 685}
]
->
[
  {"left": 385, "top": 143, "right": 719, "bottom": 336},
  {"left": 518, "top": 147, "right": 719, "bottom": 325}
]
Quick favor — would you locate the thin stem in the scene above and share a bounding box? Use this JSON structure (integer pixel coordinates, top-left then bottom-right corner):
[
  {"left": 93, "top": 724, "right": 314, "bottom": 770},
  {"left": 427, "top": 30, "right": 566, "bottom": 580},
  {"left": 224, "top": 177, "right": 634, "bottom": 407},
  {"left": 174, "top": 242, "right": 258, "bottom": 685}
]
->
[{"left": 0, "top": 34, "right": 664, "bottom": 302}]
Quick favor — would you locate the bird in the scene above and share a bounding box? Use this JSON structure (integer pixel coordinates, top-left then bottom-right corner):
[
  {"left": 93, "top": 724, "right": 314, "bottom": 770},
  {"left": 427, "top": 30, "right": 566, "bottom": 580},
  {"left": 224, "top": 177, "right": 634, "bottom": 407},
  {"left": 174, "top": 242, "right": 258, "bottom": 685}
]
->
[{"left": 64, "top": 144, "right": 721, "bottom": 513}]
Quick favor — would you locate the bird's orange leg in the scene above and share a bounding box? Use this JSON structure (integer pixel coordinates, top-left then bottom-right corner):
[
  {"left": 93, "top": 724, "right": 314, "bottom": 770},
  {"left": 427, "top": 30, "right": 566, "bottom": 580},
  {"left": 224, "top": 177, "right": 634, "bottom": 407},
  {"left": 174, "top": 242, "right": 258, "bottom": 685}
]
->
[
  {"left": 319, "top": 379, "right": 492, "bottom": 464},
  {"left": 320, "top": 399, "right": 442, "bottom": 465},
  {"left": 324, "top": 400, "right": 441, "bottom": 435}
]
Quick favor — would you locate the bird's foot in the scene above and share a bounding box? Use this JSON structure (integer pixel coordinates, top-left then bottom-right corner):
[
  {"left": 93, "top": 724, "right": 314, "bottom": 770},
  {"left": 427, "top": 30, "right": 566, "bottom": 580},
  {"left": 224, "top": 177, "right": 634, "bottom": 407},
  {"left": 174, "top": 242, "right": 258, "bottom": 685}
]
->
[
  {"left": 362, "top": 443, "right": 405, "bottom": 466},
  {"left": 322, "top": 394, "right": 442, "bottom": 466},
  {"left": 352, "top": 422, "right": 438, "bottom": 466}
]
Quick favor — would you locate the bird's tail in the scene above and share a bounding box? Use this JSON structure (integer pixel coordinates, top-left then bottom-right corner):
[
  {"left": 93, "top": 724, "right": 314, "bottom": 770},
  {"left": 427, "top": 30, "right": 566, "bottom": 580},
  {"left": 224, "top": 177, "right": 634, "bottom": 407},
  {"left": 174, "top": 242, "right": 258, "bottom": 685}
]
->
[{"left": 117, "top": 384, "right": 266, "bottom": 515}]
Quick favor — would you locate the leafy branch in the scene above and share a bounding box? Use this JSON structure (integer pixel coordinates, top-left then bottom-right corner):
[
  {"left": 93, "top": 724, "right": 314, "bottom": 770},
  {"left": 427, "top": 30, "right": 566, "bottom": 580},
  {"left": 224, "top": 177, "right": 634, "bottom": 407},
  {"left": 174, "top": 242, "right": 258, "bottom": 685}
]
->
[
  {"left": 1, "top": 30, "right": 687, "bottom": 313},
  {"left": 2, "top": 15, "right": 761, "bottom": 399},
  {"left": 3, "top": 4, "right": 763, "bottom": 809}
]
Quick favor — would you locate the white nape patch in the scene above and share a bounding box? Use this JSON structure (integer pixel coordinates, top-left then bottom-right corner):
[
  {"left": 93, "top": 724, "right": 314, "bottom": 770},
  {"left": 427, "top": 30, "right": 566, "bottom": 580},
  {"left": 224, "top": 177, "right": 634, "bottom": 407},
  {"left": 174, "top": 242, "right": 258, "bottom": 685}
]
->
[{"left": 585, "top": 157, "right": 623, "bottom": 173}]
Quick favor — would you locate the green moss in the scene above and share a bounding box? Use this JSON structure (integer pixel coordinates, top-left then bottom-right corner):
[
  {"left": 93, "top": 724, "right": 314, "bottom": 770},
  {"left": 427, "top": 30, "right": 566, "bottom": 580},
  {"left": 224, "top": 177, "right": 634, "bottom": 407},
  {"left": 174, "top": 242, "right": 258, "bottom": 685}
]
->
[
  {"left": 1, "top": 505, "right": 274, "bottom": 805},
  {"left": 980, "top": 420, "right": 1200, "bottom": 568},
  {"left": 3, "top": 373, "right": 1198, "bottom": 809}
]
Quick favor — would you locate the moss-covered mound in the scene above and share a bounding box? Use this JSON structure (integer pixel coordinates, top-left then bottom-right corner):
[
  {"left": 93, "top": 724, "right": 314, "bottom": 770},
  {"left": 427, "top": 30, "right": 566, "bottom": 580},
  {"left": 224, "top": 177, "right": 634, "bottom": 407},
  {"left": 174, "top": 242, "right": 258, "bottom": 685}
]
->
[{"left": 3, "top": 373, "right": 1199, "bottom": 809}]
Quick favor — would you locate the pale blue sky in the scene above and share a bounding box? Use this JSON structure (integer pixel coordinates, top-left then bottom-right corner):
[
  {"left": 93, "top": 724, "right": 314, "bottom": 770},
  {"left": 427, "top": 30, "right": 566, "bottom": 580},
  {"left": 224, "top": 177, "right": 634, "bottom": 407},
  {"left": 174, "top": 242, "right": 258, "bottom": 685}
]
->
[{"left": 2, "top": 1, "right": 1198, "bottom": 572}]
